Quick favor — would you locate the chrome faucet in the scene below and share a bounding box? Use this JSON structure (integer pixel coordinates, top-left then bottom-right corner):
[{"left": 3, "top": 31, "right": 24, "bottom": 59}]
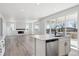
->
[{"left": 54, "top": 24, "right": 64, "bottom": 36}]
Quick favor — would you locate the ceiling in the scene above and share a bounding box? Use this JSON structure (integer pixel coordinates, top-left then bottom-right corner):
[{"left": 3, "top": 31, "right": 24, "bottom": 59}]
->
[{"left": 0, "top": 3, "right": 78, "bottom": 23}]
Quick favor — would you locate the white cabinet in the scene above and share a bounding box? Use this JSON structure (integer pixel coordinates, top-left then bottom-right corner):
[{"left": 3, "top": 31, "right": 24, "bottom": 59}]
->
[
  {"left": 65, "top": 37, "right": 70, "bottom": 55},
  {"left": 58, "top": 36, "right": 70, "bottom": 56},
  {"left": 35, "top": 39, "right": 46, "bottom": 56},
  {"left": 58, "top": 38, "right": 66, "bottom": 56}
]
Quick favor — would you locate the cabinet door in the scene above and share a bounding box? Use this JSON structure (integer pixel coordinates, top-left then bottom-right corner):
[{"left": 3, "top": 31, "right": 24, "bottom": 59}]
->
[
  {"left": 36, "top": 39, "right": 46, "bottom": 56},
  {"left": 58, "top": 38, "right": 65, "bottom": 56},
  {"left": 65, "top": 37, "right": 70, "bottom": 55}
]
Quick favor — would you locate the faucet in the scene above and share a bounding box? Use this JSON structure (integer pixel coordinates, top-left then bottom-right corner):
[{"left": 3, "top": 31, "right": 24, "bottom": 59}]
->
[{"left": 54, "top": 24, "right": 64, "bottom": 36}]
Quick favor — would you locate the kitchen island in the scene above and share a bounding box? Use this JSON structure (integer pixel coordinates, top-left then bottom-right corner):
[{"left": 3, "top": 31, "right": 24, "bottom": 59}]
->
[{"left": 32, "top": 34, "right": 70, "bottom": 56}]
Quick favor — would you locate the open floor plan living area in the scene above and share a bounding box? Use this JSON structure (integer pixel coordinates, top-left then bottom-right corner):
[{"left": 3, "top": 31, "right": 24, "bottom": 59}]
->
[{"left": 0, "top": 3, "right": 79, "bottom": 56}]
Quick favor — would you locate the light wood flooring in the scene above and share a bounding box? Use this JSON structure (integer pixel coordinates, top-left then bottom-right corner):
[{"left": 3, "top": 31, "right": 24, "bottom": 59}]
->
[
  {"left": 4, "top": 35, "right": 34, "bottom": 56},
  {"left": 69, "top": 48, "right": 79, "bottom": 56}
]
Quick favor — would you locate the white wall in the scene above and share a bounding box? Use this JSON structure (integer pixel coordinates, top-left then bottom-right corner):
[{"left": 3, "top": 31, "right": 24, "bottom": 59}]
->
[
  {"left": 0, "top": 16, "right": 2, "bottom": 36},
  {"left": 77, "top": 11, "right": 79, "bottom": 55},
  {"left": 16, "top": 22, "right": 26, "bottom": 29},
  {"left": 2, "top": 17, "right": 6, "bottom": 37},
  {"left": 32, "top": 22, "right": 39, "bottom": 34},
  {"left": 0, "top": 15, "right": 6, "bottom": 37},
  {"left": 39, "top": 20, "right": 46, "bottom": 35}
]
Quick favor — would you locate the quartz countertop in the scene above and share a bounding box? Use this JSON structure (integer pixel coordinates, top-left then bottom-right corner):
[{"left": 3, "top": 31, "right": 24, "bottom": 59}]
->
[{"left": 32, "top": 34, "right": 64, "bottom": 40}]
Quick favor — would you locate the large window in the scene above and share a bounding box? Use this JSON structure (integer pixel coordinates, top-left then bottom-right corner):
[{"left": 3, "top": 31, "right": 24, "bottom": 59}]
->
[
  {"left": 65, "top": 13, "right": 77, "bottom": 38},
  {"left": 10, "top": 23, "right": 15, "bottom": 31},
  {"left": 46, "top": 16, "right": 65, "bottom": 36},
  {"left": 56, "top": 16, "right": 65, "bottom": 35},
  {"left": 65, "top": 13, "right": 78, "bottom": 49},
  {"left": 46, "top": 19, "right": 56, "bottom": 34}
]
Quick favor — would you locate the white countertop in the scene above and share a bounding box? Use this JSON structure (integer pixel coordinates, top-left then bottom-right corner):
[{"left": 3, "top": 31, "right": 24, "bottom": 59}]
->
[{"left": 32, "top": 34, "right": 64, "bottom": 40}]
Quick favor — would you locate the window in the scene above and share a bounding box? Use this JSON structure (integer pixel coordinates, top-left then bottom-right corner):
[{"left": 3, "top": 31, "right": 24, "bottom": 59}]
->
[
  {"left": 65, "top": 12, "right": 78, "bottom": 49},
  {"left": 35, "top": 24, "right": 39, "bottom": 29},
  {"left": 46, "top": 19, "right": 56, "bottom": 34},
  {"left": 10, "top": 24, "right": 15, "bottom": 31},
  {"left": 66, "top": 13, "right": 77, "bottom": 37},
  {"left": 25, "top": 24, "right": 29, "bottom": 32},
  {"left": 56, "top": 16, "right": 65, "bottom": 33}
]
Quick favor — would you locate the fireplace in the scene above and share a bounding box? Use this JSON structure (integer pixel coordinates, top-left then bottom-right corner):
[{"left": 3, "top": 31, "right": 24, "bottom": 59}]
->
[
  {"left": 16, "top": 29, "right": 25, "bottom": 34},
  {"left": 18, "top": 31, "right": 24, "bottom": 34}
]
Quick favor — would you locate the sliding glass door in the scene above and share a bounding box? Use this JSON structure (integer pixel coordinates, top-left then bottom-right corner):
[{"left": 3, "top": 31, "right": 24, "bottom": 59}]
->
[{"left": 65, "top": 13, "right": 78, "bottom": 49}]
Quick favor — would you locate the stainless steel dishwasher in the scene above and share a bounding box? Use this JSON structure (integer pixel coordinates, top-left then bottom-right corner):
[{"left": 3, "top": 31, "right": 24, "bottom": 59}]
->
[{"left": 46, "top": 39, "right": 58, "bottom": 56}]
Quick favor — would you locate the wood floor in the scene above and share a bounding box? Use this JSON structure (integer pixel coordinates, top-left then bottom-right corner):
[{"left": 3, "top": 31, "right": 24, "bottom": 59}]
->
[
  {"left": 69, "top": 48, "right": 79, "bottom": 56},
  {"left": 4, "top": 35, "right": 34, "bottom": 56}
]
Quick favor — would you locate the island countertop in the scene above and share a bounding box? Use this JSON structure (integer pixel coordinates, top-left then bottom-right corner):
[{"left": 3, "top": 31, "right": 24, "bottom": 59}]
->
[{"left": 32, "top": 34, "right": 64, "bottom": 40}]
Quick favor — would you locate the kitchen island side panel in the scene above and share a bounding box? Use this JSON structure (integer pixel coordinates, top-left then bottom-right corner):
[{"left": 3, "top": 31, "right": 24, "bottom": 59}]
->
[{"left": 36, "top": 39, "right": 46, "bottom": 56}]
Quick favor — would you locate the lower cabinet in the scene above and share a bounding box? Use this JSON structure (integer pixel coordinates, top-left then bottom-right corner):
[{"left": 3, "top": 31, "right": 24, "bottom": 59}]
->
[
  {"left": 33, "top": 37, "right": 70, "bottom": 56},
  {"left": 58, "top": 37, "right": 70, "bottom": 56}
]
